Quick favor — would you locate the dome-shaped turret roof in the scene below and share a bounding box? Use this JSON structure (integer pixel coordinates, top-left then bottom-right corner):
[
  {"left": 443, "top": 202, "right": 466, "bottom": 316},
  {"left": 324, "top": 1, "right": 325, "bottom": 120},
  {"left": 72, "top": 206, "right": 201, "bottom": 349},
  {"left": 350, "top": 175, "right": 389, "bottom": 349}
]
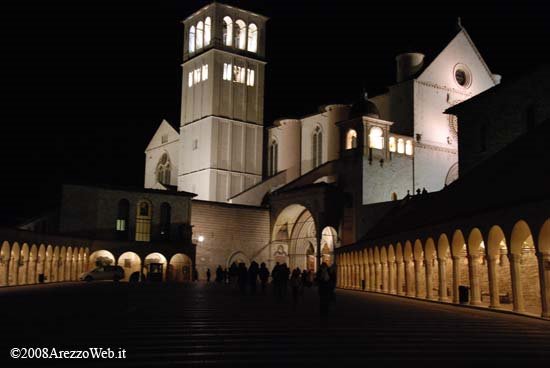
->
[{"left": 349, "top": 94, "right": 380, "bottom": 119}]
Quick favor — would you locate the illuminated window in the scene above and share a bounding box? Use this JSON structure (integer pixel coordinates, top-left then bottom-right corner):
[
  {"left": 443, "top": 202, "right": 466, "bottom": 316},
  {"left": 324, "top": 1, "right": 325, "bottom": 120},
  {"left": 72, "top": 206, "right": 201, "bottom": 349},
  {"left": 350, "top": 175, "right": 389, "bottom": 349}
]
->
[
  {"left": 196, "top": 21, "right": 204, "bottom": 50},
  {"left": 188, "top": 72, "right": 193, "bottom": 87},
  {"left": 368, "top": 126, "right": 384, "bottom": 149},
  {"left": 247, "top": 23, "right": 258, "bottom": 52},
  {"left": 116, "top": 199, "right": 129, "bottom": 238},
  {"left": 246, "top": 69, "right": 255, "bottom": 86},
  {"left": 233, "top": 65, "right": 245, "bottom": 83},
  {"left": 268, "top": 140, "right": 278, "bottom": 176},
  {"left": 389, "top": 137, "right": 396, "bottom": 152},
  {"left": 194, "top": 68, "right": 201, "bottom": 84},
  {"left": 201, "top": 64, "right": 208, "bottom": 81},
  {"left": 204, "top": 17, "right": 211, "bottom": 46},
  {"left": 405, "top": 140, "right": 413, "bottom": 156},
  {"left": 234, "top": 20, "right": 246, "bottom": 50},
  {"left": 397, "top": 138, "right": 405, "bottom": 154},
  {"left": 391, "top": 192, "right": 398, "bottom": 201},
  {"left": 312, "top": 126, "right": 323, "bottom": 168},
  {"left": 345, "top": 129, "right": 357, "bottom": 149},
  {"left": 223, "top": 63, "right": 232, "bottom": 80},
  {"left": 223, "top": 17, "right": 233, "bottom": 46},
  {"left": 156, "top": 153, "right": 171, "bottom": 185},
  {"left": 135, "top": 200, "right": 152, "bottom": 242},
  {"left": 189, "top": 26, "right": 195, "bottom": 53}
]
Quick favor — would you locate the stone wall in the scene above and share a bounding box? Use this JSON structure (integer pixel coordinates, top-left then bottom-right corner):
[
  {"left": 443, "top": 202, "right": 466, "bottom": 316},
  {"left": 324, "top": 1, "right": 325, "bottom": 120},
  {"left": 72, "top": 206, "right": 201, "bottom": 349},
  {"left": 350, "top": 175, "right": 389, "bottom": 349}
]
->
[{"left": 191, "top": 200, "right": 270, "bottom": 279}]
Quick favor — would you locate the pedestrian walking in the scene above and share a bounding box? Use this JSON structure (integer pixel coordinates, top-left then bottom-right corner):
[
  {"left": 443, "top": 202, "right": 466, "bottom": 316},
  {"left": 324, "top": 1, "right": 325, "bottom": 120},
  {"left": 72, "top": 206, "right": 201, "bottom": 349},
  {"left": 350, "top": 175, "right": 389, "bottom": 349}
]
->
[
  {"left": 259, "top": 262, "right": 270, "bottom": 293},
  {"left": 206, "top": 268, "right": 211, "bottom": 283},
  {"left": 317, "top": 262, "right": 331, "bottom": 320},
  {"left": 237, "top": 262, "right": 248, "bottom": 295},
  {"left": 248, "top": 261, "right": 259, "bottom": 295},
  {"left": 215, "top": 265, "right": 223, "bottom": 283},
  {"left": 290, "top": 268, "right": 303, "bottom": 308}
]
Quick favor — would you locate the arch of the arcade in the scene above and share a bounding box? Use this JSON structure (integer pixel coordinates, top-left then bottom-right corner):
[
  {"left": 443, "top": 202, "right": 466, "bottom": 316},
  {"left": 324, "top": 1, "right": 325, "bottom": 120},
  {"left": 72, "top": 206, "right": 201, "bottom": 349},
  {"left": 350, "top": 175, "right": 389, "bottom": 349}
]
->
[
  {"left": 336, "top": 207, "right": 550, "bottom": 319},
  {"left": 269, "top": 188, "right": 343, "bottom": 272}
]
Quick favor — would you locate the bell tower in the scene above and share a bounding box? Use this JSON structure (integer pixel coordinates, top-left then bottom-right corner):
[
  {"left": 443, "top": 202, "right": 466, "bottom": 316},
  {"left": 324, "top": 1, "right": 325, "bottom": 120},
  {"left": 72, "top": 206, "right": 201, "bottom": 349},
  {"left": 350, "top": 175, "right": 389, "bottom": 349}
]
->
[{"left": 178, "top": 3, "right": 268, "bottom": 202}]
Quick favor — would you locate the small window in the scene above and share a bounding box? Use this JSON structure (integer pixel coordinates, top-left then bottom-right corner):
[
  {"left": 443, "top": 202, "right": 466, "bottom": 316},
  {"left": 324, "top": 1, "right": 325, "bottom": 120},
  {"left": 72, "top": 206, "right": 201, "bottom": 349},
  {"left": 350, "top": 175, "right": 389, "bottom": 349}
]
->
[
  {"left": 161, "top": 134, "right": 168, "bottom": 144},
  {"left": 312, "top": 126, "right": 323, "bottom": 168},
  {"left": 345, "top": 129, "right": 357, "bottom": 149},
  {"left": 368, "top": 126, "right": 384, "bottom": 149},
  {"left": 268, "top": 140, "right": 278, "bottom": 176},
  {"left": 201, "top": 64, "right": 208, "bottom": 81},
  {"left": 194, "top": 68, "right": 201, "bottom": 84},
  {"left": 116, "top": 199, "right": 129, "bottom": 238},
  {"left": 453, "top": 63, "right": 472, "bottom": 88},
  {"left": 391, "top": 192, "right": 398, "bottom": 201},
  {"left": 188, "top": 71, "right": 193, "bottom": 87},
  {"left": 389, "top": 137, "right": 396, "bottom": 152},
  {"left": 405, "top": 140, "right": 413, "bottom": 156},
  {"left": 246, "top": 69, "right": 255, "bottom": 86},
  {"left": 192, "top": 139, "right": 198, "bottom": 150},
  {"left": 397, "top": 138, "right": 405, "bottom": 154},
  {"left": 233, "top": 65, "right": 245, "bottom": 83},
  {"left": 223, "top": 63, "right": 232, "bottom": 81},
  {"left": 136, "top": 200, "right": 152, "bottom": 242}
]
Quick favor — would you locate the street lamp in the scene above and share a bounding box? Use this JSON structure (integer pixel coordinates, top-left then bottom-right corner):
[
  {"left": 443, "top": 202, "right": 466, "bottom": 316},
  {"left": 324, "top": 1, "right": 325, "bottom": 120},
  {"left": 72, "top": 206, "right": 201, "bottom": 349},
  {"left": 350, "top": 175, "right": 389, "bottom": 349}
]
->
[{"left": 198, "top": 235, "right": 204, "bottom": 243}]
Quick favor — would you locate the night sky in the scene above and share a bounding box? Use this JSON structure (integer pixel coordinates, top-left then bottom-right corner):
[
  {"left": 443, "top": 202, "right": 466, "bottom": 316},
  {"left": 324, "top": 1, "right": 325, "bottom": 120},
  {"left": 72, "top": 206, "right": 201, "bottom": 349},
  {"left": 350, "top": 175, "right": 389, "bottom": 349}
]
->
[{"left": 2, "top": 0, "right": 549, "bottom": 225}]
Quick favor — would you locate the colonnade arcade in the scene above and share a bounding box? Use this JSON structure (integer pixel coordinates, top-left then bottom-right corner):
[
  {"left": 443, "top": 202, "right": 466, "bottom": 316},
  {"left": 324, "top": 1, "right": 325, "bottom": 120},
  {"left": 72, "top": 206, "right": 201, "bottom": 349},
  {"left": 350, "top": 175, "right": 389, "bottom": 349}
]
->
[
  {"left": 1, "top": 240, "right": 194, "bottom": 286},
  {"left": 337, "top": 218, "right": 550, "bottom": 318}
]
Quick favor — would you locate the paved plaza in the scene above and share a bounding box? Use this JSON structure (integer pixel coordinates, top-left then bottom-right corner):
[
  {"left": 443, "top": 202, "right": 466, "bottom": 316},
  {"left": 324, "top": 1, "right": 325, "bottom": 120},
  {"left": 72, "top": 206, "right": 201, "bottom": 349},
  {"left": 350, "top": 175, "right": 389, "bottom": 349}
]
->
[{"left": 2, "top": 282, "right": 550, "bottom": 366}]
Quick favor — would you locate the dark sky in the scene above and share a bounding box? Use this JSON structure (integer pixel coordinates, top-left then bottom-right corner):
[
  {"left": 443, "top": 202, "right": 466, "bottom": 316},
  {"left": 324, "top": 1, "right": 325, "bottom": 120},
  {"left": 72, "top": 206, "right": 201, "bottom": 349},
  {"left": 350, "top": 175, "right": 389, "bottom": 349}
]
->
[{"left": 2, "top": 0, "right": 549, "bottom": 225}]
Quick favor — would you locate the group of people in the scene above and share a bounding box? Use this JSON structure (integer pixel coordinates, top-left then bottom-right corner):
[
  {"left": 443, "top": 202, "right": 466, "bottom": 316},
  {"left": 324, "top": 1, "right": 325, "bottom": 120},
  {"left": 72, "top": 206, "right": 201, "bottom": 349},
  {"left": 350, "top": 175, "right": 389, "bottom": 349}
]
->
[{"left": 208, "top": 261, "right": 337, "bottom": 316}]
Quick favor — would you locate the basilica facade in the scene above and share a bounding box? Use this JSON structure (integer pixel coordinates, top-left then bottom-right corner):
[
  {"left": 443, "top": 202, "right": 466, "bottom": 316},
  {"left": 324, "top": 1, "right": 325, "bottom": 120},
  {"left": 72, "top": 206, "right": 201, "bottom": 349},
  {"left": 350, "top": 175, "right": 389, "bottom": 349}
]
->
[{"left": 143, "top": 3, "right": 498, "bottom": 273}]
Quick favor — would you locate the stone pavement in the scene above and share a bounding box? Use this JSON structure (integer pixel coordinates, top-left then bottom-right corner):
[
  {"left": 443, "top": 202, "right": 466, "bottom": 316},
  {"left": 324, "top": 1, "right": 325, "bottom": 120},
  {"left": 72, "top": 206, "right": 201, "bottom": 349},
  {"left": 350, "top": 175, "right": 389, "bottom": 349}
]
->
[{"left": 2, "top": 281, "right": 550, "bottom": 366}]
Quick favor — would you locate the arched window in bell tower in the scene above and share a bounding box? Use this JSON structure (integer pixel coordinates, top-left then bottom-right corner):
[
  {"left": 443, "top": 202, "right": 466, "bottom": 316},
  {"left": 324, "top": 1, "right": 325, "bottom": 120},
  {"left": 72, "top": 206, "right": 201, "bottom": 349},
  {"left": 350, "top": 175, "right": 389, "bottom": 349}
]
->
[
  {"left": 196, "top": 21, "right": 204, "bottom": 50},
  {"left": 247, "top": 23, "right": 258, "bottom": 52},
  {"left": 189, "top": 25, "right": 196, "bottom": 53},
  {"left": 223, "top": 16, "right": 233, "bottom": 46},
  {"left": 312, "top": 126, "right": 323, "bottom": 168},
  {"left": 204, "top": 17, "right": 212, "bottom": 46},
  {"left": 234, "top": 20, "right": 246, "bottom": 50}
]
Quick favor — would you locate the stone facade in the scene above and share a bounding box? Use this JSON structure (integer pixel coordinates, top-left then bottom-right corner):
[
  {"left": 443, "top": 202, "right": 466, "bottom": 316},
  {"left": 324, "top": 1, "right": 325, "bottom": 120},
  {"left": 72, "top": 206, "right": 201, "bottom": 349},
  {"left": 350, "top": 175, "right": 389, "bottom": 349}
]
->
[{"left": 191, "top": 200, "right": 270, "bottom": 277}]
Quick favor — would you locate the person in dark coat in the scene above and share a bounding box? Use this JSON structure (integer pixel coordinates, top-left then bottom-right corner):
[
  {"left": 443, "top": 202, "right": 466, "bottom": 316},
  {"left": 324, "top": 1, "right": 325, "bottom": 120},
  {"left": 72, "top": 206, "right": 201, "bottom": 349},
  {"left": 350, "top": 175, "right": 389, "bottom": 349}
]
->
[
  {"left": 248, "top": 261, "right": 259, "bottom": 295},
  {"left": 215, "top": 265, "right": 223, "bottom": 283},
  {"left": 259, "top": 262, "right": 270, "bottom": 293},
  {"left": 281, "top": 263, "right": 290, "bottom": 297},
  {"left": 237, "top": 262, "right": 248, "bottom": 295},
  {"left": 206, "top": 268, "right": 211, "bottom": 282},
  {"left": 317, "top": 262, "right": 331, "bottom": 320},
  {"left": 229, "top": 262, "right": 239, "bottom": 287}
]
